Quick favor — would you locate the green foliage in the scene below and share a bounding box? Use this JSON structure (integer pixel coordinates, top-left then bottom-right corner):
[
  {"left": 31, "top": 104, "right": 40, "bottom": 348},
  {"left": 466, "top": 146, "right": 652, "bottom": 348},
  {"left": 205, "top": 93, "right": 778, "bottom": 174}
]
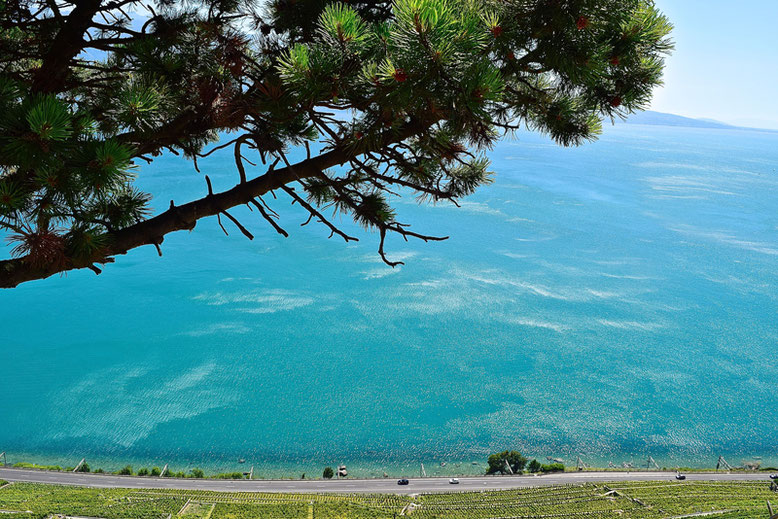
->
[
  {"left": 323, "top": 466, "right": 334, "bottom": 479},
  {"left": 212, "top": 472, "right": 245, "bottom": 479},
  {"left": 318, "top": 4, "right": 370, "bottom": 45},
  {"left": 191, "top": 468, "right": 205, "bottom": 478},
  {"left": 26, "top": 96, "right": 72, "bottom": 141},
  {"left": 116, "top": 465, "right": 133, "bottom": 476},
  {"left": 540, "top": 462, "right": 565, "bottom": 472},
  {"left": 528, "top": 459, "right": 541, "bottom": 473},
  {"left": 150, "top": 466, "right": 162, "bottom": 476},
  {"left": 0, "top": 0, "right": 672, "bottom": 284},
  {"left": 12, "top": 462, "right": 62, "bottom": 471},
  {"left": 486, "top": 450, "right": 527, "bottom": 475},
  {"left": 137, "top": 468, "right": 149, "bottom": 476},
  {"left": 75, "top": 462, "right": 90, "bottom": 473}
]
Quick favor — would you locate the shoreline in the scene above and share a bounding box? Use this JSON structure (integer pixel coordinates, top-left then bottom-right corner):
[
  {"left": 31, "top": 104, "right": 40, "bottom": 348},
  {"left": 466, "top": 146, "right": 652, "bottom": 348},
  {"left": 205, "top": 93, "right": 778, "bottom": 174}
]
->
[{"left": 3, "top": 454, "right": 775, "bottom": 481}]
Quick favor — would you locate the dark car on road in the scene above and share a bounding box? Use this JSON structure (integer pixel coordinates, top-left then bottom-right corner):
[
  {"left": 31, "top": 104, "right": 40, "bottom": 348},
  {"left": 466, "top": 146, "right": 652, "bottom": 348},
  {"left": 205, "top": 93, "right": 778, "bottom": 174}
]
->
[
  {"left": 770, "top": 474, "right": 778, "bottom": 480},
  {"left": 675, "top": 473, "right": 686, "bottom": 480},
  {"left": 397, "top": 478, "right": 409, "bottom": 485}
]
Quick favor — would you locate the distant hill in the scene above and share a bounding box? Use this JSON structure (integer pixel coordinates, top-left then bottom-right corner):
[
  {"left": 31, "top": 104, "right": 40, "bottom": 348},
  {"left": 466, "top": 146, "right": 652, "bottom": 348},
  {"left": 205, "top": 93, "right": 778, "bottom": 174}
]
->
[{"left": 621, "top": 111, "right": 736, "bottom": 129}]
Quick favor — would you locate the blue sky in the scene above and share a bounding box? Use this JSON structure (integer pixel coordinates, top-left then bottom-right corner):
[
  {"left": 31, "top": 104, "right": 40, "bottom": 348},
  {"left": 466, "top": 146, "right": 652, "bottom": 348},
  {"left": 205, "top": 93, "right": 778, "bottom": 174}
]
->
[{"left": 650, "top": 1, "right": 778, "bottom": 128}]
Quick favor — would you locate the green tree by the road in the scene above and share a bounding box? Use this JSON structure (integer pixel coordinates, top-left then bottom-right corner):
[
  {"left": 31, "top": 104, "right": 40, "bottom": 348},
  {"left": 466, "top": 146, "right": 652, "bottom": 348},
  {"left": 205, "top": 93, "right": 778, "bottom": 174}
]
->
[
  {"left": 487, "top": 450, "right": 528, "bottom": 474},
  {"left": 0, "top": 0, "right": 672, "bottom": 288}
]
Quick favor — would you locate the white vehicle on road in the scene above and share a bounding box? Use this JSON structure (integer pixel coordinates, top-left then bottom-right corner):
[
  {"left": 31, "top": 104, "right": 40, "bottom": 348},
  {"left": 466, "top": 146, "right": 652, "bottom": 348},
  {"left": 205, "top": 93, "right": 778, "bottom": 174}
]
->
[{"left": 449, "top": 478, "right": 459, "bottom": 484}]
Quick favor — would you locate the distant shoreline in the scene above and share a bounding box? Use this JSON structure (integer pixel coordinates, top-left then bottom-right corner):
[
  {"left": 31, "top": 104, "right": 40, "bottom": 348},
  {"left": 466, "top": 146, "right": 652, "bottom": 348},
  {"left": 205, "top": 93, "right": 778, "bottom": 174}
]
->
[{"left": 619, "top": 109, "right": 778, "bottom": 133}]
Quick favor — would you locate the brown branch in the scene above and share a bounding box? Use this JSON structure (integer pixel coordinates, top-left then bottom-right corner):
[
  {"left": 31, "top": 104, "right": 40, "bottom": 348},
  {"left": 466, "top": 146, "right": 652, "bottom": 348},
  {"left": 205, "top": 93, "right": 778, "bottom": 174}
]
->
[
  {"left": 221, "top": 210, "right": 254, "bottom": 240},
  {"left": 32, "top": 0, "right": 103, "bottom": 93},
  {"left": 1, "top": 118, "right": 434, "bottom": 288},
  {"left": 249, "top": 199, "right": 288, "bottom": 237},
  {"left": 281, "top": 185, "right": 358, "bottom": 242}
]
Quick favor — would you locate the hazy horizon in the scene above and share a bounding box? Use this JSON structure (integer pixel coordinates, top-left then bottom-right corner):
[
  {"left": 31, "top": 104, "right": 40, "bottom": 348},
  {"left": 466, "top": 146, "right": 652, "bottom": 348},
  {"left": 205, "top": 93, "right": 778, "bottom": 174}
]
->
[{"left": 650, "top": 1, "right": 778, "bottom": 129}]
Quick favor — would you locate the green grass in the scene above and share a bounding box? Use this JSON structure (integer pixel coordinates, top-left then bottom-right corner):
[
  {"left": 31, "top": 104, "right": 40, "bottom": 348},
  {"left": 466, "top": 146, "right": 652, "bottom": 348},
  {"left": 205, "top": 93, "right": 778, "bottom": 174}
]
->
[
  {"left": 0, "top": 481, "right": 774, "bottom": 518},
  {"left": 11, "top": 462, "right": 63, "bottom": 471}
]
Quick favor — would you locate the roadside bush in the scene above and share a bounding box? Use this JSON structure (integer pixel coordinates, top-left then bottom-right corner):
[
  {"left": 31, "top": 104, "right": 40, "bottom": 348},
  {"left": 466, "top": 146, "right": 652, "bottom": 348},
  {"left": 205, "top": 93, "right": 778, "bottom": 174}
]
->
[
  {"left": 94, "top": 468, "right": 104, "bottom": 473},
  {"left": 13, "top": 462, "right": 62, "bottom": 471},
  {"left": 75, "top": 462, "right": 90, "bottom": 473},
  {"left": 540, "top": 463, "right": 565, "bottom": 473},
  {"left": 213, "top": 472, "right": 244, "bottom": 479},
  {"left": 528, "top": 459, "right": 541, "bottom": 473},
  {"left": 191, "top": 468, "right": 205, "bottom": 478},
  {"left": 150, "top": 467, "right": 161, "bottom": 476},
  {"left": 137, "top": 468, "right": 149, "bottom": 476},
  {"left": 117, "top": 465, "right": 133, "bottom": 475},
  {"left": 323, "top": 467, "right": 334, "bottom": 479}
]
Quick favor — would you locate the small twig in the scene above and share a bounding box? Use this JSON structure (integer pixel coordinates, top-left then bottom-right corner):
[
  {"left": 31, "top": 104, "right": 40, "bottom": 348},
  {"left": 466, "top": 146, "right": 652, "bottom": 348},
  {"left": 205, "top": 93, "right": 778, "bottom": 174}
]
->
[
  {"left": 281, "top": 186, "right": 358, "bottom": 242},
  {"left": 216, "top": 213, "right": 228, "bottom": 236},
  {"left": 221, "top": 210, "right": 254, "bottom": 240},
  {"left": 378, "top": 228, "right": 402, "bottom": 267},
  {"left": 234, "top": 139, "right": 247, "bottom": 183},
  {"left": 250, "top": 199, "right": 288, "bottom": 237}
]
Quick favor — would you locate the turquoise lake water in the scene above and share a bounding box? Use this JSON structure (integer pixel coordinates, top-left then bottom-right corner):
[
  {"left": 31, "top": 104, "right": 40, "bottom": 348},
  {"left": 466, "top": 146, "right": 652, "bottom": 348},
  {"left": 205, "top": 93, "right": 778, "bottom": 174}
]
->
[{"left": 2, "top": 124, "right": 777, "bottom": 477}]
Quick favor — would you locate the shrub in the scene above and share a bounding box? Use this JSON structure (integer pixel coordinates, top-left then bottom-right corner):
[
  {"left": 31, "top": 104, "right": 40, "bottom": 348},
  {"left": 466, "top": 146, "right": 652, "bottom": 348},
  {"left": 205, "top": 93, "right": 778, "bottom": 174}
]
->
[
  {"left": 117, "top": 465, "right": 133, "bottom": 475},
  {"left": 190, "top": 468, "right": 205, "bottom": 478},
  {"left": 94, "top": 468, "right": 104, "bottom": 473},
  {"left": 13, "top": 462, "right": 62, "bottom": 471},
  {"left": 213, "top": 472, "right": 244, "bottom": 479},
  {"left": 150, "top": 467, "right": 161, "bottom": 476},
  {"left": 323, "top": 467, "right": 334, "bottom": 479},
  {"left": 540, "top": 463, "right": 565, "bottom": 473},
  {"left": 137, "top": 468, "right": 149, "bottom": 476},
  {"left": 75, "top": 462, "right": 90, "bottom": 473},
  {"left": 528, "top": 459, "right": 541, "bottom": 473}
]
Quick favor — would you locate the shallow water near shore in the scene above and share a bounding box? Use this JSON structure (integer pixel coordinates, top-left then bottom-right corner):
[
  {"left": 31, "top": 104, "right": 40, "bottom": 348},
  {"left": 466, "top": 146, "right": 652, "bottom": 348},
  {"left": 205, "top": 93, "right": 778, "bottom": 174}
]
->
[{"left": 2, "top": 124, "right": 777, "bottom": 476}]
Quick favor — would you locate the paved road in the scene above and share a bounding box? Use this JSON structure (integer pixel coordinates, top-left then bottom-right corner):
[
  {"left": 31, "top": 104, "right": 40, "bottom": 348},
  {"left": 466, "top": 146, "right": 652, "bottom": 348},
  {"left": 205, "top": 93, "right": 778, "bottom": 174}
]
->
[{"left": 0, "top": 467, "right": 771, "bottom": 494}]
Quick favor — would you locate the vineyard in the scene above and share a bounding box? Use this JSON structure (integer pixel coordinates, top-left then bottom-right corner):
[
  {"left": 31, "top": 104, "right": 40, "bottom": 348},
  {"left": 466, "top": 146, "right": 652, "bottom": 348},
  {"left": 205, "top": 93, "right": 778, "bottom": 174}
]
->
[{"left": 0, "top": 480, "right": 774, "bottom": 518}]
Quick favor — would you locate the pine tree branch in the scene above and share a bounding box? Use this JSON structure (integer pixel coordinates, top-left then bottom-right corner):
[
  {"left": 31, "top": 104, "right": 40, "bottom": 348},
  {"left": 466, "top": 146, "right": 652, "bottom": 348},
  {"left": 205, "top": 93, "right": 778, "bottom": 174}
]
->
[
  {"left": 281, "top": 185, "right": 358, "bottom": 243},
  {"left": 0, "top": 118, "right": 434, "bottom": 288}
]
